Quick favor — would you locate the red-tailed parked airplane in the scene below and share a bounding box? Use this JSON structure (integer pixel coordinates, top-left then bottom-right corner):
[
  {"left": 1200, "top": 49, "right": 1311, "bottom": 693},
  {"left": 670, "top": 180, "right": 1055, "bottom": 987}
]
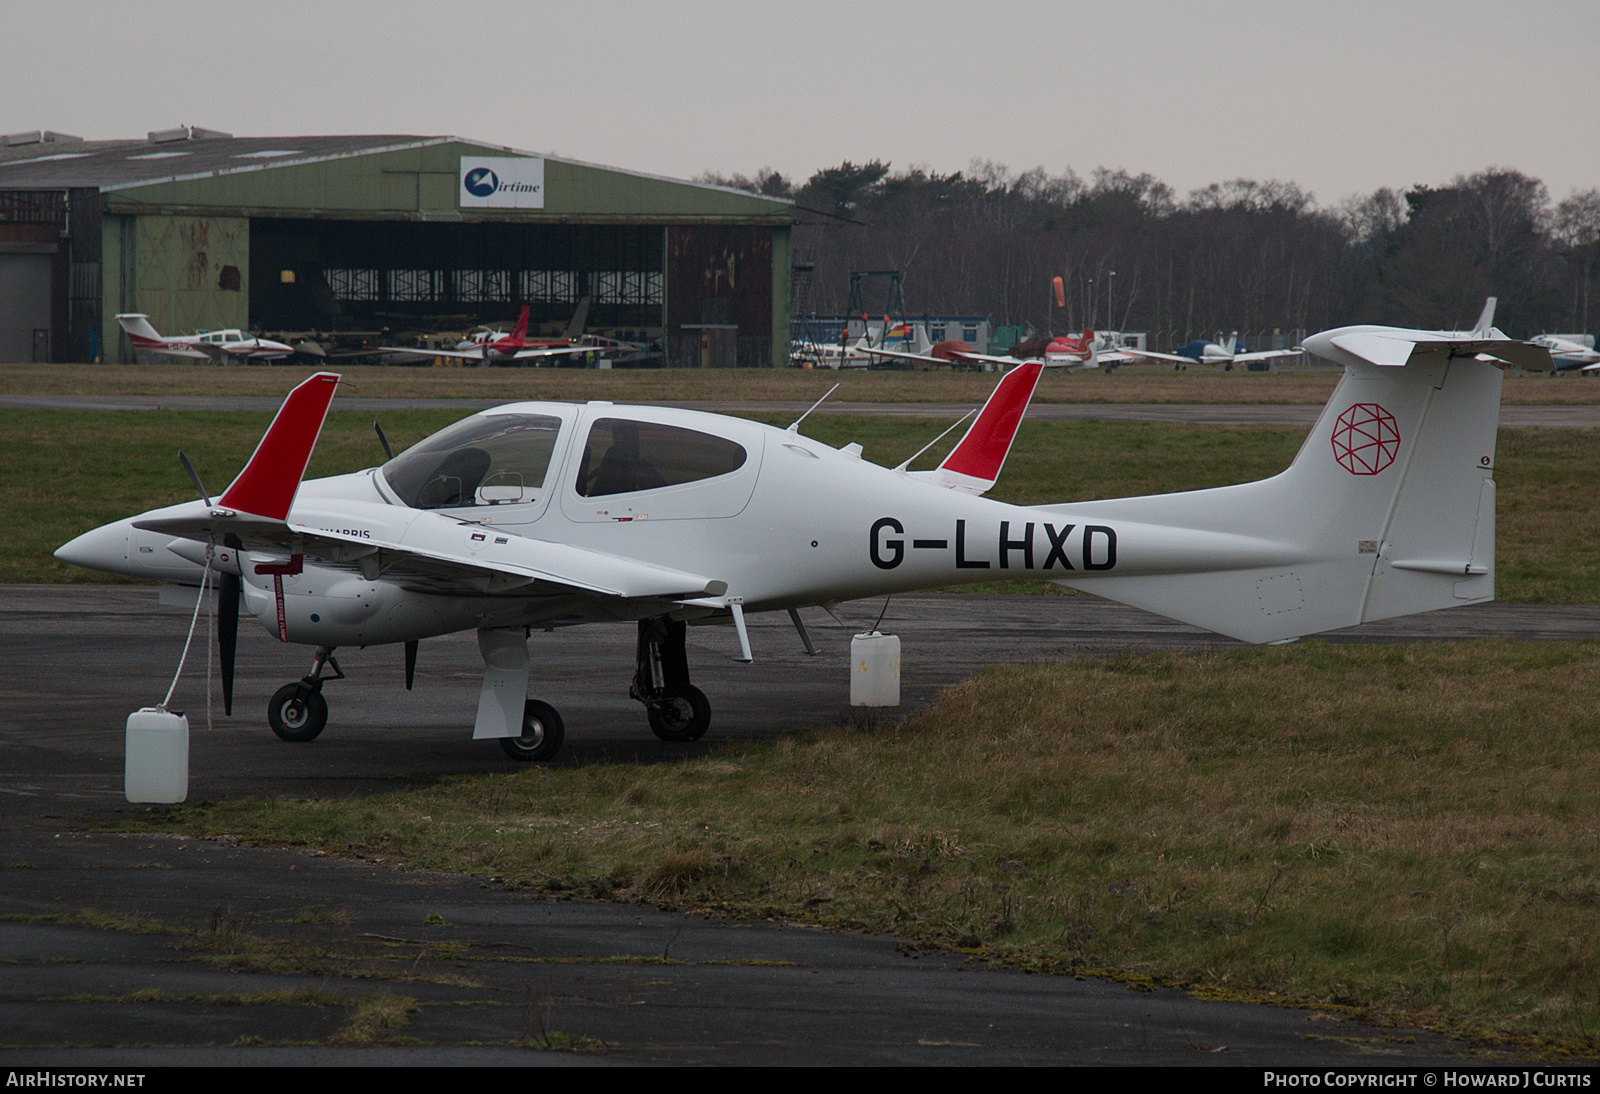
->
[{"left": 58, "top": 320, "right": 1550, "bottom": 762}]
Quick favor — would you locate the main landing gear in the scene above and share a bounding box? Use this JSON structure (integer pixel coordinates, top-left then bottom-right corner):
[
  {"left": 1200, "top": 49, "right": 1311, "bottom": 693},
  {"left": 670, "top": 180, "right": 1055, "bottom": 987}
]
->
[
  {"left": 267, "top": 646, "right": 343, "bottom": 742},
  {"left": 630, "top": 617, "right": 711, "bottom": 742}
]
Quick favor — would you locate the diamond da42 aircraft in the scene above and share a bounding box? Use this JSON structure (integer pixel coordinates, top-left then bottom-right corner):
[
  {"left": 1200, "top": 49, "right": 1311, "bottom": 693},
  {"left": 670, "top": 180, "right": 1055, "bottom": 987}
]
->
[{"left": 56, "top": 318, "right": 1551, "bottom": 761}]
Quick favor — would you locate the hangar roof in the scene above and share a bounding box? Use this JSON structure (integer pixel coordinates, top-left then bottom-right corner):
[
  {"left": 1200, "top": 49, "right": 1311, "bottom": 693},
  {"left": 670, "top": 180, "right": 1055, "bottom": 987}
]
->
[{"left": 0, "top": 133, "right": 792, "bottom": 225}]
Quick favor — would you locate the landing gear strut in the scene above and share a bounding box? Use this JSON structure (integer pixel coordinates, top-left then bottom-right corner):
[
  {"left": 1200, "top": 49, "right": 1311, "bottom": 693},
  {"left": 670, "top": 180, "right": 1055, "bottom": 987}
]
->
[
  {"left": 631, "top": 617, "right": 710, "bottom": 742},
  {"left": 267, "top": 646, "right": 342, "bottom": 743}
]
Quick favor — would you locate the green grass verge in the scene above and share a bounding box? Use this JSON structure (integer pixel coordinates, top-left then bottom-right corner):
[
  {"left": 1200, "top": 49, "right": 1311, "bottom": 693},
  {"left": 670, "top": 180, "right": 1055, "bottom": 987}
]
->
[
  {"left": 12, "top": 407, "right": 1600, "bottom": 603},
  {"left": 149, "top": 640, "right": 1600, "bottom": 1055}
]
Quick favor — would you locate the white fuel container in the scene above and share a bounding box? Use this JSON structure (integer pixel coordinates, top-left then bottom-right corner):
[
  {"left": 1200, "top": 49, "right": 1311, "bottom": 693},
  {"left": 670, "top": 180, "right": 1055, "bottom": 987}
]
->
[
  {"left": 125, "top": 707, "right": 189, "bottom": 804},
  {"left": 850, "top": 631, "right": 901, "bottom": 707}
]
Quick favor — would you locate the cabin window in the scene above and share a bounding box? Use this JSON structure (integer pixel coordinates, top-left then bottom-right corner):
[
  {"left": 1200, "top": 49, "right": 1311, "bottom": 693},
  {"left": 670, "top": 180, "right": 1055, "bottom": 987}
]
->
[
  {"left": 382, "top": 413, "right": 563, "bottom": 509},
  {"left": 574, "top": 418, "right": 746, "bottom": 498}
]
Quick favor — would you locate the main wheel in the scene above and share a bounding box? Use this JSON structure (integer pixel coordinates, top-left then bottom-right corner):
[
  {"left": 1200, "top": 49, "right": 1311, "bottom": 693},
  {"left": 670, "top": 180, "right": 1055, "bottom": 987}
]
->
[
  {"left": 268, "top": 682, "right": 328, "bottom": 742},
  {"left": 500, "top": 699, "right": 565, "bottom": 762},
  {"left": 646, "top": 684, "right": 710, "bottom": 742}
]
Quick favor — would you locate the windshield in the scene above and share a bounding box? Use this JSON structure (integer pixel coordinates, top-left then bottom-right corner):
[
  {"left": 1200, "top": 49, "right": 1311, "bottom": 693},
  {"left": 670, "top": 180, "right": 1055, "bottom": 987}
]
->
[{"left": 382, "top": 413, "right": 563, "bottom": 509}]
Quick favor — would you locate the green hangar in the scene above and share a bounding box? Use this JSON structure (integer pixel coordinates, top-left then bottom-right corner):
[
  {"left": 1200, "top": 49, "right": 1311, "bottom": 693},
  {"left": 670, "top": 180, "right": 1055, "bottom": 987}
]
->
[{"left": 0, "top": 128, "right": 794, "bottom": 367}]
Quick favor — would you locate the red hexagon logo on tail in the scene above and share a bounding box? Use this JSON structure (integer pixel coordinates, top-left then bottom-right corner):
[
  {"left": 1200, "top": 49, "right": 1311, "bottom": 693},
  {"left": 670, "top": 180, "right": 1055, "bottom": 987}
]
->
[{"left": 1331, "top": 403, "right": 1400, "bottom": 475}]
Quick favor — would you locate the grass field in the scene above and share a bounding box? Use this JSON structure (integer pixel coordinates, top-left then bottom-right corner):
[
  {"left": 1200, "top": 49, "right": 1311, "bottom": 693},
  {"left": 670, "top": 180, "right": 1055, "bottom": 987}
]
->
[
  {"left": 13, "top": 369, "right": 1600, "bottom": 1055},
  {"left": 9, "top": 361, "right": 1600, "bottom": 406},
  {"left": 12, "top": 407, "right": 1600, "bottom": 603},
  {"left": 162, "top": 640, "right": 1600, "bottom": 1055}
]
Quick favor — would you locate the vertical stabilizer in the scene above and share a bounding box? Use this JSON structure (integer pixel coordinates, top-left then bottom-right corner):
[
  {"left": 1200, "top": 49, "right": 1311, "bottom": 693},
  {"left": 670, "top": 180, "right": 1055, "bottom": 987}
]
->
[
  {"left": 1039, "top": 330, "right": 1509, "bottom": 642},
  {"left": 1473, "top": 297, "right": 1497, "bottom": 336}
]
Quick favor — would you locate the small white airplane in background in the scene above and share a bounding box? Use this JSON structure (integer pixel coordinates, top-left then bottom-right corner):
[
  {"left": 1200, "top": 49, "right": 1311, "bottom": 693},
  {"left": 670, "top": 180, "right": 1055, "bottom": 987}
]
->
[
  {"left": 377, "top": 304, "right": 602, "bottom": 365},
  {"left": 1127, "top": 332, "right": 1303, "bottom": 370},
  {"left": 1528, "top": 334, "right": 1600, "bottom": 371},
  {"left": 58, "top": 314, "right": 1550, "bottom": 763},
  {"left": 867, "top": 328, "right": 1136, "bottom": 373},
  {"left": 118, "top": 314, "right": 296, "bottom": 364}
]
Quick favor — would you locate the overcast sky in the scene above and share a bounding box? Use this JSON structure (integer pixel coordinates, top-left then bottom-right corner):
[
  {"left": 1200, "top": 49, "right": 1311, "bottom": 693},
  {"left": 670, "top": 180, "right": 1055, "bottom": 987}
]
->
[{"left": 8, "top": 0, "right": 1596, "bottom": 206}]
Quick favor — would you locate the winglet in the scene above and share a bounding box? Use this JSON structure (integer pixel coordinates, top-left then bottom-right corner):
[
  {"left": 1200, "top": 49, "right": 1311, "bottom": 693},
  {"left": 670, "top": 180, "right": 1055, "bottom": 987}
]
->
[
  {"left": 217, "top": 372, "right": 340, "bottom": 520},
  {"left": 925, "top": 361, "right": 1043, "bottom": 494}
]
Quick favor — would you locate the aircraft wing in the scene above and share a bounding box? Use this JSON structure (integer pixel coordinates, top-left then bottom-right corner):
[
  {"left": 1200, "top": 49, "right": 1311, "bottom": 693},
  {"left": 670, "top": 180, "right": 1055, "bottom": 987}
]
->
[
  {"left": 856, "top": 348, "right": 940, "bottom": 365},
  {"left": 1230, "top": 348, "right": 1304, "bottom": 362},
  {"left": 374, "top": 345, "right": 495, "bottom": 361},
  {"left": 137, "top": 503, "right": 726, "bottom": 601},
  {"left": 508, "top": 345, "right": 600, "bottom": 360},
  {"left": 1124, "top": 349, "right": 1205, "bottom": 365}
]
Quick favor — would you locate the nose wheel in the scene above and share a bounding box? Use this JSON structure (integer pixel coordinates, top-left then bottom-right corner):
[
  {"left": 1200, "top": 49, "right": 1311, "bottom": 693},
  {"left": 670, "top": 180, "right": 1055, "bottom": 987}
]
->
[
  {"left": 500, "top": 699, "right": 566, "bottom": 762},
  {"left": 267, "top": 646, "right": 341, "bottom": 743},
  {"left": 268, "top": 681, "right": 328, "bottom": 742}
]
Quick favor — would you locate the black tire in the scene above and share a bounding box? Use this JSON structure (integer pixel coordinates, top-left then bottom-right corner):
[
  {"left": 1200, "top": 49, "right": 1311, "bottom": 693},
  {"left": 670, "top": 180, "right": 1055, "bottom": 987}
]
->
[
  {"left": 646, "top": 684, "right": 711, "bottom": 742},
  {"left": 268, "top": 682, "right": 327, "bottom": 742},
  {"left": 500, "top": 699, "right": 565, "bottom": 762}
]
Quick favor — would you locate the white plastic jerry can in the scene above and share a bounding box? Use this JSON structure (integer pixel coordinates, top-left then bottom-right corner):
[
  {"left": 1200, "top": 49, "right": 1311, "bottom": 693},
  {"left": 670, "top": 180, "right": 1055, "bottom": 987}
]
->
[
  {"left": 125, "top": 707, "right": 189, "bottom": 804},
  {"left": 850, "top": 631, "right": 901, "bottom": 707}
]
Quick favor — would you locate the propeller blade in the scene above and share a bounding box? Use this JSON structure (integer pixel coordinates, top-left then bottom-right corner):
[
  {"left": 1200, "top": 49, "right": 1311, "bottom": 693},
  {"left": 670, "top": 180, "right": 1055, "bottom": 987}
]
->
[
  {"left": 404, "top": 640, "right": 418, "bottom": 691},
  {"left": 219, "top": 570, "right": 240, "bottom": 715}
]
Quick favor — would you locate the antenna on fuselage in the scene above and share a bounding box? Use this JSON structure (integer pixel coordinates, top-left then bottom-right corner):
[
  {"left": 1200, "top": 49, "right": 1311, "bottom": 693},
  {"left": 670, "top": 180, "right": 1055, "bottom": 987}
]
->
[
  {"left": 786, "top": 382, "right": 841, "bottom": 433},
  {"left": 893, "top": 408, "right": 976, "bottom": 473}
]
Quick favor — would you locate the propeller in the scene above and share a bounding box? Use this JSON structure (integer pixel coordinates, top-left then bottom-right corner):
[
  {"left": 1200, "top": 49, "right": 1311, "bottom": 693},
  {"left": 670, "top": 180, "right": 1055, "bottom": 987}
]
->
[
  {"left": 176, "top": 452, "right": 239, "bottom": 715},
  {"left": 220, "top": 534, "right": 241, "bottom": 715}
]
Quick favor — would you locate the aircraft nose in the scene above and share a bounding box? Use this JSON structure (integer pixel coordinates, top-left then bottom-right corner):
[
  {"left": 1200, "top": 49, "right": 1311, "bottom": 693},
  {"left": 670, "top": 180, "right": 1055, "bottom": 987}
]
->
[{"left": 55, "top": 521, "right": 129, "bottom": 572}]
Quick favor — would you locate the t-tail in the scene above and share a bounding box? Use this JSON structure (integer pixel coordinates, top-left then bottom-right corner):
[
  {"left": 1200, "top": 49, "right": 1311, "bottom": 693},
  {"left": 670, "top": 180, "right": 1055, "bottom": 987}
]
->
[
  {"left": 1036, "top": 324, "right": 1552, "bottom": 643},
  {"left": 116, "top": 313, "right": 171, "bottom": 352}
]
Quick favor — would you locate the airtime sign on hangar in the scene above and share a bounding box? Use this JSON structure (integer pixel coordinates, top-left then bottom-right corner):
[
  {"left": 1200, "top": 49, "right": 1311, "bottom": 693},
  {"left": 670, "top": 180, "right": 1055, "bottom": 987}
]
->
[{"left": 0, "top": 128, "right": 793, "bottom": 366}]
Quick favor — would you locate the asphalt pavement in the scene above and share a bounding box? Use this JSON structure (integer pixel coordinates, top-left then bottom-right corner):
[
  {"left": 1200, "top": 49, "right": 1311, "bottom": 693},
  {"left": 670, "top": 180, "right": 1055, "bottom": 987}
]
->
[{"left": 5, "top": 586, "right": 1596, "bottom": 1064}]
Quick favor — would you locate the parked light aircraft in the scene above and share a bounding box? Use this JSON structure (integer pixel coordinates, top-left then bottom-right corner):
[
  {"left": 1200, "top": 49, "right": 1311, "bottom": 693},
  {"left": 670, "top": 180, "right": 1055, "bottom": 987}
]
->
[
  {"left": 117, "top": 314, "right": 296, "bottom": 364},
  {"left": 868, "top": 328, "right": 1135, "bottom": 372},
  {"left": 56, "top": 317, "right": 1551, "bottom": 762},
  {"left": 377, "top": 304, "right": 602, "bottom": 365},
  {"left": 1127, "top": 332, "right": 1303, "bottom": 369},
  {"left": 1528, "top": 334, "right": 1600, "bottom": 371}
]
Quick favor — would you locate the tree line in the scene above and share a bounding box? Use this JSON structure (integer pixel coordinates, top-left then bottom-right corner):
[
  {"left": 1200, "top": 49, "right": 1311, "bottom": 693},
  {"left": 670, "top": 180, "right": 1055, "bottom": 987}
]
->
[{"left": 701, "top": 162, "right": 1600, "bottom": 348}]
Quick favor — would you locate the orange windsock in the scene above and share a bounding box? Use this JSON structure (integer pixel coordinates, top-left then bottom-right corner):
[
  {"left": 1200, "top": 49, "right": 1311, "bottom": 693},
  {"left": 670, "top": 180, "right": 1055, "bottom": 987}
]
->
[{"left": 1052, "top": 276, "right": 1066, "bottom": 308}]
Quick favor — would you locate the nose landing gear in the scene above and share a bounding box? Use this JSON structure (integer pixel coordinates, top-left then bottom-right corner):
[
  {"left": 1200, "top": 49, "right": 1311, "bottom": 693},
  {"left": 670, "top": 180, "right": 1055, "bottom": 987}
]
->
[{"left": 267, "top": 646, "right": 342, "bottom": 743}]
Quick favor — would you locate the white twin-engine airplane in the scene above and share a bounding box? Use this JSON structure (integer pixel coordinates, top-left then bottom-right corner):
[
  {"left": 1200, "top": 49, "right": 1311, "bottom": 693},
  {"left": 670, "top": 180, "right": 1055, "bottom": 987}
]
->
[
  {"left": 117, "top": 314, "right": 297, "bottom": 364},
  {"left": 57, "top": 319, "right": 1551, "bottom": 762}
]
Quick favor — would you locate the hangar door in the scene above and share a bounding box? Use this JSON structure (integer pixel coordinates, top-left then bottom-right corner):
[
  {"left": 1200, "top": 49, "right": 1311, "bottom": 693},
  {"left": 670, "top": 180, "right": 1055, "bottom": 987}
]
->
[{"left": 0, "top": 252, "right": 52, "bottom": 362}]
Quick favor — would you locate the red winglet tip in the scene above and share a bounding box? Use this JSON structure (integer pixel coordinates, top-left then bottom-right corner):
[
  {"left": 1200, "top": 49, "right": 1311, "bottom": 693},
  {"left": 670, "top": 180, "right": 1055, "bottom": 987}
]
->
[
  {"left": 939, "top": 361, "right": 1043, "bottom": 481},
  {"left": 217, "top": 372, "right": 340, "bottom": 520}
]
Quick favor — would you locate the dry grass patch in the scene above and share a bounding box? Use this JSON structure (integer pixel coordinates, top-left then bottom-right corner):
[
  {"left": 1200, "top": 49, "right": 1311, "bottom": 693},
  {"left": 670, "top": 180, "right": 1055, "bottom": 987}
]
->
[{"left": 170, "top": 640, "right": 1600, "bottom": 1053}]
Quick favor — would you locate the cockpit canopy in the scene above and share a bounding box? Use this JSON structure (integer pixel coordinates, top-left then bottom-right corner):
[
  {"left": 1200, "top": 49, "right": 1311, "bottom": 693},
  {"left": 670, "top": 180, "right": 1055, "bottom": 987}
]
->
[{"left": 382, "top": 412, "right": 563, "bottom": 509}]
